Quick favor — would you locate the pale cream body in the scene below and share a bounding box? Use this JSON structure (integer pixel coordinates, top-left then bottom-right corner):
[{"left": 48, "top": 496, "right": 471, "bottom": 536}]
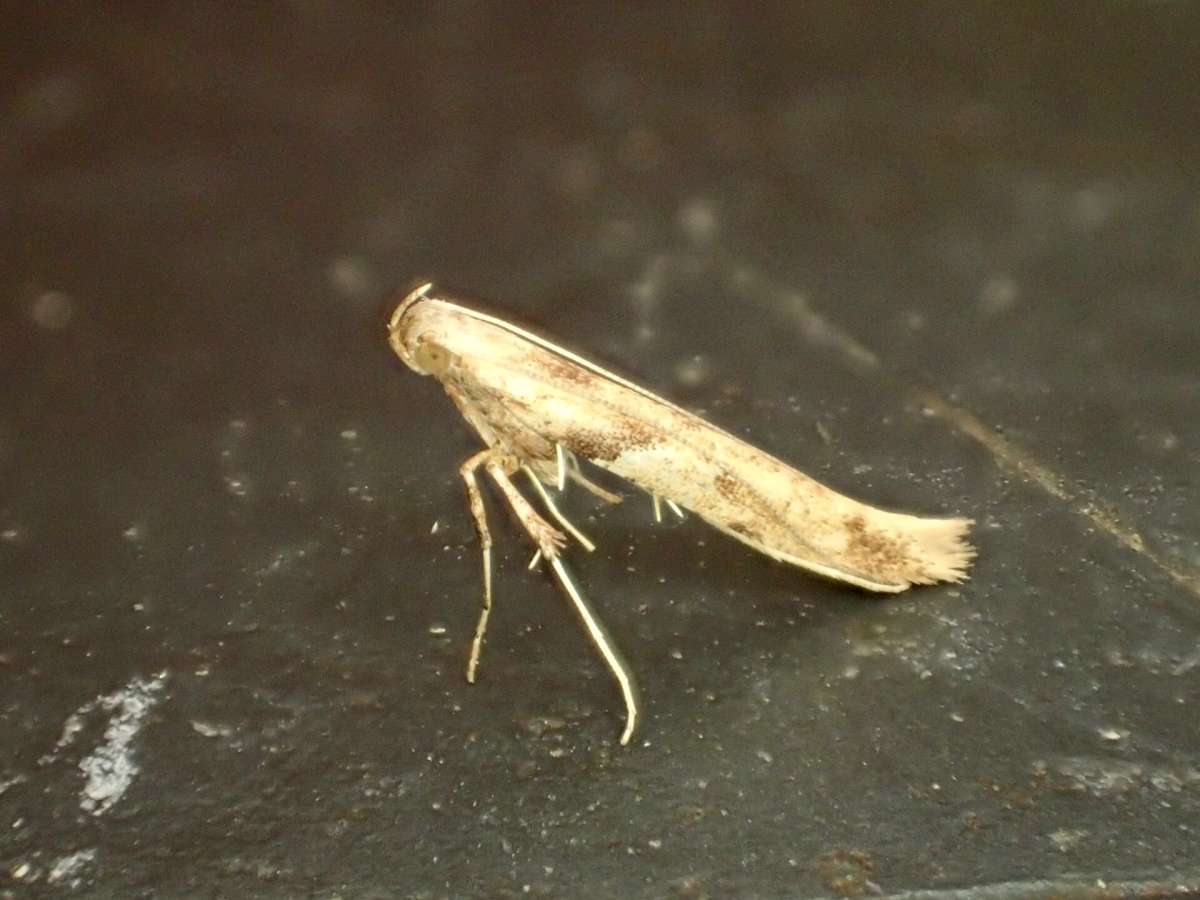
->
[{"left": 389, "top": 287, "right": 973, "bottom": 592}]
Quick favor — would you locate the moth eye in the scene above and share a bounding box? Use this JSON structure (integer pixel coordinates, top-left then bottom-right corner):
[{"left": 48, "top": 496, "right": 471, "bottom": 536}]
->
[{"left": 413, "top": 337, "right": 454, "bottom": 375}]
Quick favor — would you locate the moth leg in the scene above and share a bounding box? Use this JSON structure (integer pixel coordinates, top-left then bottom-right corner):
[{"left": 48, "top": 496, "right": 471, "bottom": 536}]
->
[
  {"left": 547, "top": 557, "right": 641, "bottom": 746},
  {"left": 651, "top": 493, "right": 663, "bottom": 523},
  {"left": 522, "top": 465, "right": 596, "bottom": 552},
  {"left": 484, "top": 458, "right": 568, "bottom": 560},
  {"left": 567, "top": 468, "right": 623, "bottom": 505},
  {"left": 665, "top": 498, "right": 686, "bottom": 520},
  {"left": 555, "top": 443, "right": 568, "bottom": 491},
  {"left": 487, "top": 459, "right": 639, "bottom": 744},
  {"left": 459, "top": 449, "right": 495, "bottom": 684}
]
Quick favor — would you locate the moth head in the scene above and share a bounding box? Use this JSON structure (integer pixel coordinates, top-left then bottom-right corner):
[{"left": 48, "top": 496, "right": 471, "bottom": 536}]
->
[{"left": 387, "top": 281, "right": 456, "bottom": 376}]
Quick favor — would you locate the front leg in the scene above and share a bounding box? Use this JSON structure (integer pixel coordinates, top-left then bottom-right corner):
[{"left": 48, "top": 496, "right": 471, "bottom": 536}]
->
[
  {"left": 459, "top": 449, "right": 496, "bottom": 684},
  {"left": 483, "top": 456, "right": 568, "bottom": 560},
  {"left": 485, "top": 456, "right": 639, "bottom": 745}
]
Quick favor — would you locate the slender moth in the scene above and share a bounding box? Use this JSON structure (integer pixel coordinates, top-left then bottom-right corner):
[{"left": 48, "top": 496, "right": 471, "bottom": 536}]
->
[{"left": 387, "top": 282, "right": 974, "bottom": 744}]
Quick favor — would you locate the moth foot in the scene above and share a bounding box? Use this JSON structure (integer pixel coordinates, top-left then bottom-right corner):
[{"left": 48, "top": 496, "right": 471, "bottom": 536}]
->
[{"left": 531, "top": 519, "right": 568, "bottom": 558}]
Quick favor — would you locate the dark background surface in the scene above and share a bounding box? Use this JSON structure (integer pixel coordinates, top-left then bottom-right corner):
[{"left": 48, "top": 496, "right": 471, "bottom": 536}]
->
[{"left": 3, "top": 3, "right": 1199, "bottom": 898}]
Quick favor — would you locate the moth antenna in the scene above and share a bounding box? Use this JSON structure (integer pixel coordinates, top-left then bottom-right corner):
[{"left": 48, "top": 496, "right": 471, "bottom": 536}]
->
[{"left": 651, "top": 493, "right": 663, "bottom": 524}]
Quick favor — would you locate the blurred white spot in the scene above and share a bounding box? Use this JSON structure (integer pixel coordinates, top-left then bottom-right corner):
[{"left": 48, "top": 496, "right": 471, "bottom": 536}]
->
[
  {"left": 9, "top": 861, "right": 32, "bottom": 881},
  {"left": 340, "top": 428, "right": 359, "bottom": 441},
  {"left": 1071, "top": 184, "right": 1121, "bottom": 231},
  {"left": 327, "top": 255, "right": 376, "bottom": 299},
  {"left": 30, "top": 290, "right": 74, "bottom": 330},
  {"left": 979, "top": 276, "right": 1019, "bottom": 315},
  {"left": 122, "top": 524, "right": 143, "bottom": 542},
  {"left": 1098, "top": 727, "right": 1127, "bottom": 742},
  {"left": 428, "top": 623, "right": 447, "bottom": 635},
  {"left": 1, "top": 527, "right": 20, "bottom": 542},
  {"left": 629, "top": 253, "right": 670, "bottom": 312},
  {"left": 674, "top": 355, "right": 712, "bottom": 388},
  {"left": 47, "top": 849, "right": 96, "bottom": 887},
  {"left": 224, "top": 476, "right": 248, "bottom": 497},
  {"left": 678, "top": 199, "right": 718, "bottom": 244},
  {"left": 191, "top": 721, "right": 232, "bottom": 738}
]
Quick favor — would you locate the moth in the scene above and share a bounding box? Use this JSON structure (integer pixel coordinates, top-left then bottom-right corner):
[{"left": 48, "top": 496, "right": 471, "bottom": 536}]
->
[{"left": 387, "top": 282, "right": 974, "bottom": 744}]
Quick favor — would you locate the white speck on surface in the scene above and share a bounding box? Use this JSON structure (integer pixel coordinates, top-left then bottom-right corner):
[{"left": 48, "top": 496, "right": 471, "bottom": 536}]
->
[
  {"left": 224, "top": 475, "right": 248, "bottom": 497},
  {"left": 9, "top": 861, "right": 32, "bottom": 881},
  {"left": 191, "top": 721, "right": 232, "bottom": 738},
  {"left": 47, "top": 848, "right": 96, "bottom": 886},
  {"left": 756, "top": 749, "right": 774, "bottom": 764},
  {"left": 1071, "top": 183, "right": 1121, "bottom": 230},
  {"left": 430, "top": 519, "right": 440, "bottom": 534},
  {"left": 979, "top": 275, "right": 1019, "bottom": 315},
  {"left": 1099, "top": 727, "right": 1127, "bottom": 742},
  {"left": 74, "top": 673, "right": 168, "bottom": 816},
  {"left": 327, "top": 255, "right": 376, "bottom": 299},
  {"left": 678, "top": 198, "right": 718, "bottom": 244},
  {"left": 628, "top": 253, "right": 670, "bottom": 312},
  {"left": 1, "top": 527, "right": 20, "bottom": 542},
  {"left": 340, "top": 428, "right": 358, "bottom": 440},
  {"left": 428, "top": 624, "right": 447, "bottom": 635},
  {"left": 30, "top": 290, "right": 75, "bottom": 329},
  {"left": 41, "top": 710, "right": 88, "bottom": 763},
  {"left": 1049, "top": 828, "right": 1087, "bottom": 852},
  {"left": 122, "top": 523, "right": 144, "bottom": 541},
  {"left": 674, "top": 354, "right": 712, "bottom": 388}
]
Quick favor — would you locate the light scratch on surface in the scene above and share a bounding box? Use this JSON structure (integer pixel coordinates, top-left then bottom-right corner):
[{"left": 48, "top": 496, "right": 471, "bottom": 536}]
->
[
  {"left": 722, "top": 255, "right": 1200, "bottom": 600},
  {"left": 912, "top": 390, "right": 1199, "bottom": 596}
]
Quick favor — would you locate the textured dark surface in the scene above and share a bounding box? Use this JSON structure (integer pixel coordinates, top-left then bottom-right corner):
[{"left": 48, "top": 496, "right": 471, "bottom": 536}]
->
[{"left": 3, "top": 4, "right": 1200, "bottom": 898}]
